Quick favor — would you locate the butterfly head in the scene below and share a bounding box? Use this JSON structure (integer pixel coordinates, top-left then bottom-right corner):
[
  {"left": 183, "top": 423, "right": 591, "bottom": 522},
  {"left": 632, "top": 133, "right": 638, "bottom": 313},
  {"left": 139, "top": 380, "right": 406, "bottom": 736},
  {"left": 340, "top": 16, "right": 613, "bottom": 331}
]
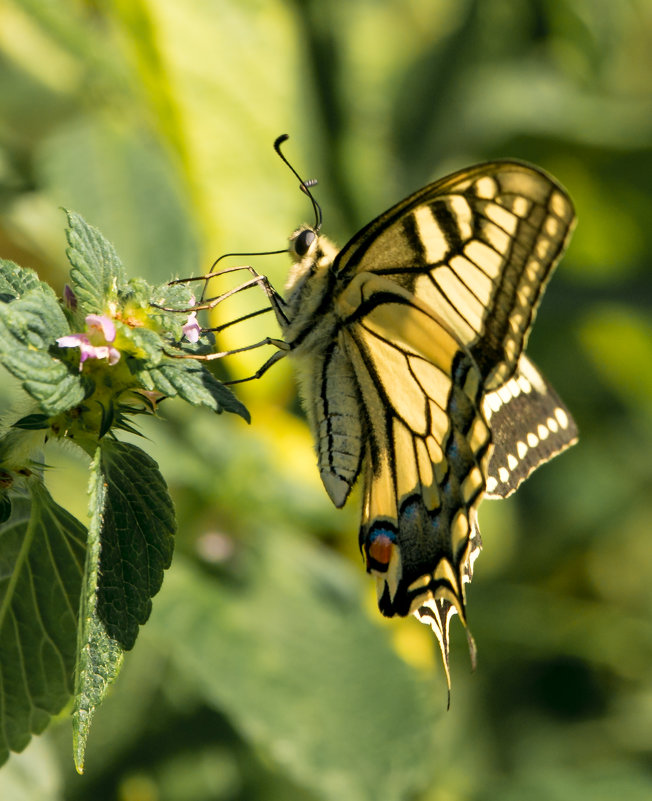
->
[{"left": 289, "top": 225, "right": 319, "bottom": 262}]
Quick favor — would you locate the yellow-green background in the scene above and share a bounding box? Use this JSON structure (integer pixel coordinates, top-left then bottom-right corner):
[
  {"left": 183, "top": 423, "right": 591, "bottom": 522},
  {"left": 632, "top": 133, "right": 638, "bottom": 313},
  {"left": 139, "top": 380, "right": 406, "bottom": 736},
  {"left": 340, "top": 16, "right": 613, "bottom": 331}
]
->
[{"left": 1, "top": 1, "right": 652, "bottom": 799}]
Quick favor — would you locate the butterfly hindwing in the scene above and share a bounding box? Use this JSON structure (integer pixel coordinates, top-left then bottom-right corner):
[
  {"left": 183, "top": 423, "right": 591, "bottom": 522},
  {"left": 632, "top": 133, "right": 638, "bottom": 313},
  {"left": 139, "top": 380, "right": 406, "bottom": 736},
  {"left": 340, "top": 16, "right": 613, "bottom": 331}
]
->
[
  {"left": 333, "top": 286, "right": 491, "bottom": 680},
  {"left": 483, "top": 355, "right": 578, "bottom": 498}
]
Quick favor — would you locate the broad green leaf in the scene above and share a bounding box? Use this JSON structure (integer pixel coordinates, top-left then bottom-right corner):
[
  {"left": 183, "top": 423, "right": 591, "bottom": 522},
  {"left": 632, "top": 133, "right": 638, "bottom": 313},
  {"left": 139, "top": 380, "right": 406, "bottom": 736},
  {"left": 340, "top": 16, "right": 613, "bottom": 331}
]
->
[
  {"left": 149, "top": 537, "right": 438, "bottom": 801},
  {"left": 0, "top": 286, "right": 86, "bottom": 415},
  {"left": 0, "top": 482, "right": 86, "bottom": 767},
  {"left": 65, "top": 210, "right": 128, "bottom": 316},
  {"left": 0, "top": 260, "right": 46, "bottom": 300},
  {"left": 139, "top": 359, "right": 250, "bottom": 421},
  {"left": 96, "top": 440, "right": 176, "bottom": 648},
  {"left": 73, "top": 439, "right": 175, "bottom": 771}
]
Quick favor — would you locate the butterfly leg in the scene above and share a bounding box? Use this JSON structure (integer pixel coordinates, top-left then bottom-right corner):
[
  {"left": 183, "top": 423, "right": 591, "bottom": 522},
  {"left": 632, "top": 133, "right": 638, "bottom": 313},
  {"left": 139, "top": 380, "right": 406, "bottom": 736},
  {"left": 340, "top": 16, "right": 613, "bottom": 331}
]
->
[
  {"left": 223, "top": 347, "right": 289, "bottom": 385},
  {"left": 161, "top": 265, "right": 289, "bottom": 327},
  {"left": 165, "top": 335, "right": 289, "bottom": 362}
]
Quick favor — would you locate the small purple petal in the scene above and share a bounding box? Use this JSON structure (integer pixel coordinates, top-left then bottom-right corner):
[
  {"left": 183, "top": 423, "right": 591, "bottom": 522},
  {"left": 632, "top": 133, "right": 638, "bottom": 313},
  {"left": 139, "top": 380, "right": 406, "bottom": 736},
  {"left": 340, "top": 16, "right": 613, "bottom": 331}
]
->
[
  {"left": 85, "top": 314, "right": 116, "bottom": 343},
  {"left": 107, "top": 346, "right": 121, "bottom": 365},
  {"left": 182, "top": 311, "right": 201, "bottom": 344},
  {"left": 63, "top": 284, "right": 78, "bottom": 310}
]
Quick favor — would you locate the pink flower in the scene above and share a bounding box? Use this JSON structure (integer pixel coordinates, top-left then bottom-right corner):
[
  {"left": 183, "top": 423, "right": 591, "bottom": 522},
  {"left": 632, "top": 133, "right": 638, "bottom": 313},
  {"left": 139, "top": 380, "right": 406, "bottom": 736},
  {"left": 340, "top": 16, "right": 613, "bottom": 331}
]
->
[
  {"left": 56, "top": 314, "right": 121, "bottom": 370},
  {"left": 85, "top": 314, "right": 116, "bottom": 343},
  {"left": 182, "top": 311, "right": 201, "bottom": 344}
]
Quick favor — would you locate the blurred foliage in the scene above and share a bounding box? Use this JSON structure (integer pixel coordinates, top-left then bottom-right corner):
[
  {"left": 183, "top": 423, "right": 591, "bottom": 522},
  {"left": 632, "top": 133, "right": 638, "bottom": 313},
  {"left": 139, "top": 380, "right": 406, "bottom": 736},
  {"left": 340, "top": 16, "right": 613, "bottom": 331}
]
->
[{"left": 0, "top": 0, "right": 651, "bottom": 799}]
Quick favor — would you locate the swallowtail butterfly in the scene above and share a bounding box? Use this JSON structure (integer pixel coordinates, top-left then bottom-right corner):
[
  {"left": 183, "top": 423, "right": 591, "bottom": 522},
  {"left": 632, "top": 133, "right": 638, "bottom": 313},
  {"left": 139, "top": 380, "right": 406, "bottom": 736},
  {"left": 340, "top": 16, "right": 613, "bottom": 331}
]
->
[{"left": 187, "top": 138, "right": 578, "bottom": 688}]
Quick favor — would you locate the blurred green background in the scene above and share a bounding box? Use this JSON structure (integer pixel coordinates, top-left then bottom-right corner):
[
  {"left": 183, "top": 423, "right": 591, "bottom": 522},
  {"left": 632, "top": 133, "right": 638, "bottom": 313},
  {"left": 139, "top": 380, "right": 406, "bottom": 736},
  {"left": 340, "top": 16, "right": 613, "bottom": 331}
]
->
[{"left": 1, "top": 1, "right": 652, "bottom": 799}]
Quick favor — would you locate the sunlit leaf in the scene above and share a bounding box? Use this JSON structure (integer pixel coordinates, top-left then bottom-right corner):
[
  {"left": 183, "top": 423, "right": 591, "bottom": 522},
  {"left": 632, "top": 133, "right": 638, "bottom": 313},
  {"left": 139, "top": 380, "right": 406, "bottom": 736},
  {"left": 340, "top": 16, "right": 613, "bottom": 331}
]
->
[{"left": 65, "top": 210, "right": 128, "bottom": 316}]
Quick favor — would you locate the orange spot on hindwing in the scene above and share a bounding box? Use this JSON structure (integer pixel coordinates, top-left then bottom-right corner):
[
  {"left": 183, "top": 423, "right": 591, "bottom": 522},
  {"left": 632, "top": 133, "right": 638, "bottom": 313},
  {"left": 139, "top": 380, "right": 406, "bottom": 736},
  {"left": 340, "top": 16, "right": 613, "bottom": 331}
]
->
[{"left": 366, "top": 531, "right": 396, "bottom": 573}]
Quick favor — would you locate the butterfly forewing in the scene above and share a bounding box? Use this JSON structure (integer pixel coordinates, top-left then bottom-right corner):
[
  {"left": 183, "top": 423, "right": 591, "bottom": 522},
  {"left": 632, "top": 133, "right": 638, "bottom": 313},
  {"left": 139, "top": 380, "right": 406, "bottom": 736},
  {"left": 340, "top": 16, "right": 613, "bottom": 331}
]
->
[{"left": 334, "top": 161, "right": 575, "bottom": 389}]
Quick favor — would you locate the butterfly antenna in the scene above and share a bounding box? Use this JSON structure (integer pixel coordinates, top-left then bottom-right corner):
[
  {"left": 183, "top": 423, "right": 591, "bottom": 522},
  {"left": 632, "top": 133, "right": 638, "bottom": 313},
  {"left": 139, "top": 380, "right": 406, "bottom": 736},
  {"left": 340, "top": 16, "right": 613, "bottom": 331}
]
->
[{"left": 274, "top": 134, "right": 323, "bottom": 232}]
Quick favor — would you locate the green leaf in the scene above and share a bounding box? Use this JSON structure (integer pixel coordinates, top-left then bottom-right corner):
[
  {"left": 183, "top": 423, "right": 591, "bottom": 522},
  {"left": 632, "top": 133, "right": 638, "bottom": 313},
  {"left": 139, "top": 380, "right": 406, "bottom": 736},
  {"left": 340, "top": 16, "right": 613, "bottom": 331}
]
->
[
  {"left": 140, "top": 359, "right": 250, "bottom": 421},
  {"left": 0, "top": 287, "right": 86, "bottom": 416},
  {"left": 123, "top": 326, "right": 165, "bottom": 364},
  {"left": 73, "top": 440, "right": 175, "bottom": 771},
  {"left": 150, "top": 280, "right": 195, "bottom": 311},
  {"left": 0, "top": 482, "right": 86, "bottom": 767},
  {"left": 11, "top": 414, "right": 51, "bottom": 431},
  {"left": 65, "top": 210, "right": 128, "bottom": 316},
  {"left": 96, "top": 439, "right": 176, "bottom": 648},
  {"left": 73, "top": 447, "right": 123, "bottom": 774},
  {"left": 0, "top": 260, "right": 46, "bottom": 300},
  {"left": 0, "top": 495, "right": 10, "bottom": 524},
  {"left": 149, "top": 537, "right": 438, "bottom": 801}
]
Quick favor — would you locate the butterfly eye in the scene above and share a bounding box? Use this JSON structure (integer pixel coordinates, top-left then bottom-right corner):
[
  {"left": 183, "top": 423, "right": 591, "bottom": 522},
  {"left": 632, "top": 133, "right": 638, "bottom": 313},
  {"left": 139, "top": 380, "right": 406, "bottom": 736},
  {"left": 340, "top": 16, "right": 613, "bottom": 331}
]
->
[{"left": 293, "top": 229, "right": 316, "bottom": 257}]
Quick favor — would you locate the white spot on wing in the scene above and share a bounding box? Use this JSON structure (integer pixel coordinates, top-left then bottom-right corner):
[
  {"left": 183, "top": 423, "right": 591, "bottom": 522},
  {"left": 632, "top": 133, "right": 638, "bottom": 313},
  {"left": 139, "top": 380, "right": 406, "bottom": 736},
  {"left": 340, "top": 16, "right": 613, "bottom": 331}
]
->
[
  {"left": 537, "top": 423, "right": 549, "bottom": 440},
  {"left": 527, "top": 432, "right": 539, "bottom": 448},
  {"left": 507, "top": 454, "right": 518, "bottom": 470},
  {"left": 486, "top": 476, "right": 498, "bottom": 493},
  {"left": 498, "top": 384, "right": 512, "bottom": 403},
  {"left": 517, "top": 441, "right": 528, "bottom": 459},
  {"left": 555, "top": 407, "right": 569, "bottom": 428},
  {"left": 517, "top": 375, "right": 532, "bottom": 394},
  {"left": 498, "top": 467, "right": 510, "bottom": 483},
  {"left": 485, "top": 392, "right": 503, "bottom": 413}
]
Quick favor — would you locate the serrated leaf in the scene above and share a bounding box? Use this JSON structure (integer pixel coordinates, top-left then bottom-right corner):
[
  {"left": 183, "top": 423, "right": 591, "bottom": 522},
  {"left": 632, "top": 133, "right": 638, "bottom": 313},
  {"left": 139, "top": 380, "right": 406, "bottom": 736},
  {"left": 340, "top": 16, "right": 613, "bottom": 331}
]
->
[
  {"left": 0, "top": 288, "right": 86, "bottom": 416},
  {"left": 72, "top": 448, "right": 123, "bottom": 774},
  {"left": 0, "top": 260, "right": 47, "bottom": 300},
  {"left": 73, "top": 439, "right": 175, "bottom": 770},
  {"left": 140, "top": 359, "right": 250, "bottom": 421},
  {"left": 65, "top": 210, "right": 128, "bottom": 315},
  {"left": 150, "top": 280, "right": 195, "bottom": 310},
  {"left": 96, "top": 440, "right": 175, "bottom": 648},
  {"left": 122, "top": 326, "right": 165, "bottom": 364},
  {"left": 0, "top": 483, "right": 86, "bottom": 767}
]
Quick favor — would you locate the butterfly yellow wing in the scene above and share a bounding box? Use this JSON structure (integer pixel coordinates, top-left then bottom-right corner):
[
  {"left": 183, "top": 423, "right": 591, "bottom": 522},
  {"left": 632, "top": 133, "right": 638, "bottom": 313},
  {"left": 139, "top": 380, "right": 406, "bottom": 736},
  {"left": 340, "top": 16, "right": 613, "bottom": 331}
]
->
[
  {"left": 278, "top": 159, "right": 577, "bottom": 685},
  {"left": 336, "top": 294, "right": 490, "bottom": 687},
  {"left": 333, "top": 160, "right": 575, "bottom": 389}
]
